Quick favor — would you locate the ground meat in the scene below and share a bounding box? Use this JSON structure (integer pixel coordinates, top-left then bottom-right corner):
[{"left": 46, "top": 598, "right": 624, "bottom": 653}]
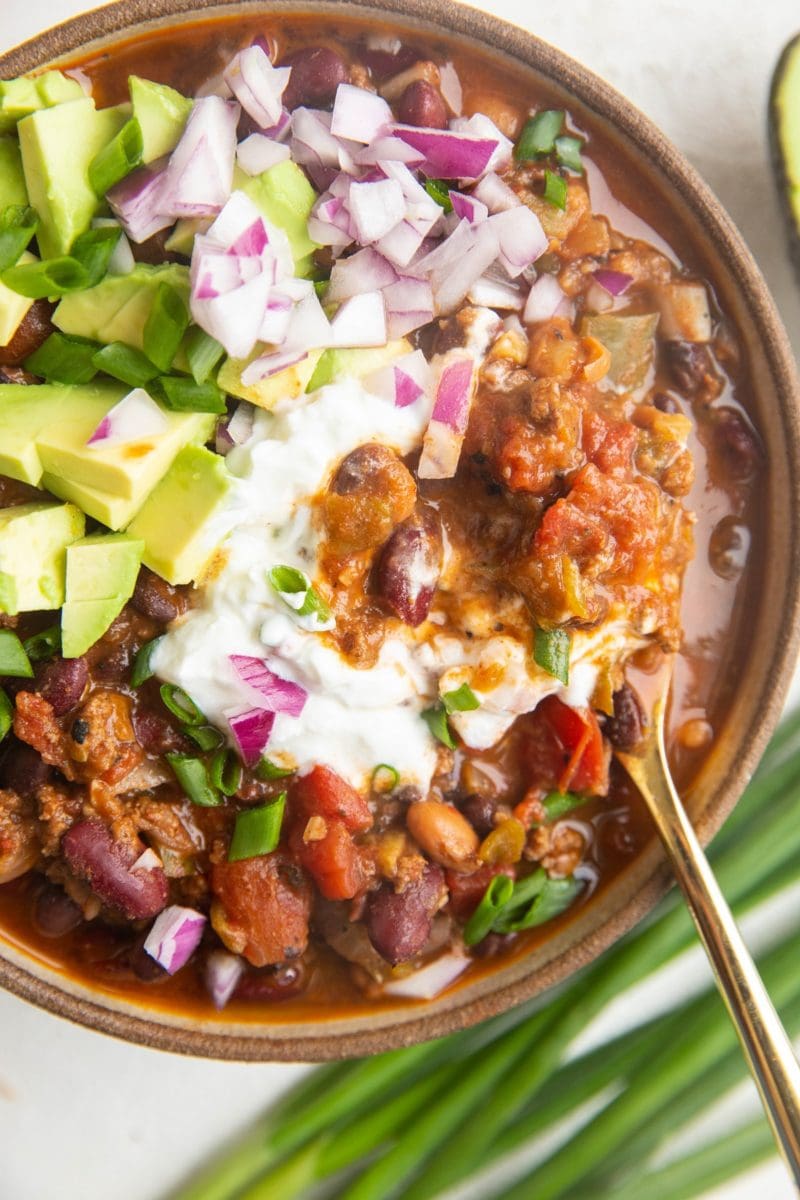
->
[
  {"left": 0, "top": 789, "right": 39, "bottom": 884},
  {"left": 37, "top": 784, "right": 83, "bottom": 857},
  {"left": 526, "top": 823, "right": 585, "bottom": 877}
]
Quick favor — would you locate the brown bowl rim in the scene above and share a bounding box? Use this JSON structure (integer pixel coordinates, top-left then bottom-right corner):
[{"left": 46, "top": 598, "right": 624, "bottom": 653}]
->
[{"left": 1, "top": 0, "right": 799, "bottom": 1062}]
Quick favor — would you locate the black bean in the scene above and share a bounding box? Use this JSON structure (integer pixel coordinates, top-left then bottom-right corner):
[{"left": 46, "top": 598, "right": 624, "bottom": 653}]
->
[
  {"left": 331, "top": 443, "right": 401, "bottom": 495},
  {"left": 0, "top": 301, "right": 54, "bottom": 365},
  {"left": 376, "top": 507, "right": 442, "bottom": 626},
  {"left": 33, "top": 656, "right": 88, "bottom": 716},
  {"left": 0, "top": 738, "right": 53, "bottom": 798},
  {"left": 235, "top": 961, "right": 308, "bottom": 1002},
  {"left": 32, "top": 885, "right": 83, "bottom": 938},
  {"left": 397, "top": 80, "right": 447, "bottom": 128},
  {"left": 281, "top": 46, "right": 348, "bottom": 110},
  {"left": 131, "top": 566, "right": 189, "bottom": 624},
  {"left": 664, "top": 341, "right": 715, "bottom": 396},
  {"left": 605, "top": 684, "right": 646, "bottom": 752},
  {"left": 365, "top": 863, "right": 444, "bottom": 965},
  {"left": 458, "top": 793, "right": 497, "bottom": 837}
]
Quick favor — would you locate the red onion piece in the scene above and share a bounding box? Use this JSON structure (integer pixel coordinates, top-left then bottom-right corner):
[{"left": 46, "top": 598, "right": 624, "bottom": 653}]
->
[
  {"left": 592, "top": 268, "right": 634, "bottom": 296},
  {"left": 162, "top": 96, "right": 240, "bottom": 217},
  {"left": 365, "top": 349, "right": 430, "bottom": 407},
  {"left": 418, "top": 356, "right": 474, "bottom": 479},
  {"left": 468, "top": 272, "right": 524, "bottom": 311},
  {"left": 376, "top": 219, "right": 427, "bottom": 268},
  {"left": 438, "top": 63, "right": 463, "bottom": 116},
  {"left": 419, "top": 219, "right": 500, "bottom": 314},
  {"left": 228, "top": 707, "right": 276, "bottom": 765},
  {"left": 327, "top": 247, "right": 398, "bottom": 302},
  {"left": 193, "top": 268, "right": 272, "bottom": 358},
  {"left": 391, "top": 124, "right": 499, "bottom": 180},
  {"left": 383, "top": 950, "right": 469, "bottom": 998},
  {"left": 331, "top": 82, "right": 393, "bottom": 144},
  {"left": 523, "top": 273, "right": 568, "bottom": 323},
  {"left": 205, "top": 949, "right": 245, "bottom": 1010},
  {"left": 224, "top": 45, "right": 290, "bottom": 131},
  {"left": 144, "top": 905, "right": 206, "bottom": 975},
  {"left": 393, "top": 367, "right": 424, "bottom": 407},
  {"left": 382, "top": 277, "right": 434, "bottom": 338},
  {"left": 472, "top": 171, "right": 521, "bottom": 214},
  {"left": 237, "top": 134, "right": 291, "bottom": 175},
  {"left": 241, "top": 349, "right": 308, "bottom": 386},
  {"left": 355, "top": 136, "right": 424, "bottom": 167},
  {"left": 329, "top": 291, "right": 387, "bottom": 347},
  {"left": 449, "top": 191, "right": 488, "bottom": 225},
  {"left": 229, "top": 654, "right": 309, "bottom": 717},
  {"left": 107, "top": 158, "right": 172, "bottom": 243},
  {"left": 489, "top": 207, "right": 548, "bottom": 277},
  {"left": 291, "top": 107, "right": 355, "bottom": 174},
  {"left": 216, "top": 402, "right": 254, "bottom": 456},
  {"left": 86, "top": 389, "right": 168, "bottom": 449},
  {"left": 348, "top": 178, "right": 406, "bottom": 243},
  {"left": 449, "top": 113, "right": 513, "bottom": 174}
]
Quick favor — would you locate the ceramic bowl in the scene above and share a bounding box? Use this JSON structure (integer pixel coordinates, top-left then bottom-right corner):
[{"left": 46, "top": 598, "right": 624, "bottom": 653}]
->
[{"left": 1, "top": 0, "right": 799, "bottom": 1061}]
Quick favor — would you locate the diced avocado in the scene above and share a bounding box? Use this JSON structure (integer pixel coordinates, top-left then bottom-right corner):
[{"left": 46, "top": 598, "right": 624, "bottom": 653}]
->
[
  {"left": 130, "top": 76, "right": 192, "bottom": 164},
  {"left": 580, "top": 313, "right": 660, "bottom": 391},
  {"left": 40, "top": 471, "right": 149, "bottom": 532},
  {"left": 165, "top": 217, "right": 210, "bottom": 257},
  {"left": 235, "top": 160, "right": 319, "bottom": 275},
  {"left": 54, "top": 263, "right": 190, "bottom": 350},
  {"left": 0, "top": 71, "right": 85, "bottom": 135},
  {"left": 18, "top": 98, "right": 128, "bottom": 257},
  {"left": 61, "top": 532, "right": 144, "bottom": 656},
  {"left": 0, "top": 250, "right": 36, "bottom": 348},
  {"left": 36, "top": 403, "right": 215, "bottom": 501},
  {"left": 0, "top": 501, "right": 85, "bottom": 615},
  {"left": 771, "top": 33, "right": 800, "bottom": 279},
  {"left": 0, "top": 380, "right": 125, "bottom": 485},
  {"left": 0, "top": 137, "right": 29, "bottom": 208},
  {"left": 127, "top": 445, "right": 232, "bottom": 585},
  {"left": 306, "top": 340, "right": 413, "bottom": 392},
  {"left": 218, "top": 347, "right": 324, "bottom": 410}
]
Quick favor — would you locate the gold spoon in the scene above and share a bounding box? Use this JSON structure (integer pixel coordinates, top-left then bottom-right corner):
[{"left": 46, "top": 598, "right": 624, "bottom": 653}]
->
[{"left": 617, "top": 676, "right": 800, "bottom": 1187}]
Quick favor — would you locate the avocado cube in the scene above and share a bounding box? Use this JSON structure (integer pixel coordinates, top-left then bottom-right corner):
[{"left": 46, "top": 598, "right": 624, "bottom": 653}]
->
[
  {"left": 0, "top": 381, "right": 125, "bottom": 485},
  {"left": 0, "top": 501, "right": 85, "bottom": 614},
  {"left": 127, "top": 445, "right": 232, "bottom": 585},
  {"left": 0, "top": 71, "right": 84, "bottom": 135},
  {"left": 18, "top": 97, "right": 128, "bottom": 257},
  {"left": 130, "top": 76, "right": 192, "bottom": 164},
  {"left": 218, "top": 347, "right": 324, "bottom": 410},
  {"left": 54, "top": 263, "right": 190, "bottom": 352},
  {"left": 306, "top": 340, "right": 414, "bottom": 393},
  {"left": 61, "top": 532, "right": 144, "bottom": 657},
  {"left": 0, "top": 251, "right": 36, "bottom": 348},
  {"left": 40, "top": 472, "right": 148, "bottom": 532},
  {"left": 236, "top": 160, "right": 319, "bottom": 273},
  {"left": 0, "top": 136, "right": 29, "bottom": 208}
]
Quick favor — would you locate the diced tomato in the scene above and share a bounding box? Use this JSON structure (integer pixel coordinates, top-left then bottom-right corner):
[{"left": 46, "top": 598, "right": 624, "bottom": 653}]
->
[
  {"left": 291, "top": 764, "right": 373, "bottom": 833},
  {"left": 292, "top": 819, "right": 368, "bottom": 901},
  {"left": 210, "top": 852, "right": 312, "bottom": 968},
  {"left": 538, "top": 695, "right": 610, "bottom": 796},
  {"left": 582, "top": 410, "right": 637, "bottom": 476},
  {"left": 446, "top": 864, "right": 515, "bottom": 920}
]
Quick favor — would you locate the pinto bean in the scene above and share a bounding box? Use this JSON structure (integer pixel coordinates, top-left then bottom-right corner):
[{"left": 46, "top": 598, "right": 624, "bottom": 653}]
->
[
  {"left": 325, "top": 444, "right": 417, "bottom": 553},
  {"left": 32, "top": 885, "right": 83, "bottom": 937},
  {"left": 281, "top": 46, "right": 348, "bottom": 109},
  {"left": 663, "top": 341, "right": 716, "bottom": 397},
  {"left": 365, "top": 863, "right": 445, "bottom": 964},
  {"left": 0, "top": 301, "right": 54, "bottom": 365},
  {"left": 407, "top": 800, "right": 479, "bottom": 870},
  {"left": 397, "top": 80, "right": 447, "bottom": 128},
  {"left": 0, "top": 738, "right": 53, "bottom": 797},
  {"left": 712, "top": 407, "right": 762, "bottom": 478},
  {"left": 62, "top": 820, "right": 168, "bottom": 920},
  {"left": 604, "top": 683, "right": 646, "bottom": 752},
  {"left": 132, "top": 567, "right": 190, "bottom": 624},
  {"left": 376, "top": 507, "right": 442, "bottom": 626},
  {"left": 33, "top": 656, "right": 88, "bottom": 716}
]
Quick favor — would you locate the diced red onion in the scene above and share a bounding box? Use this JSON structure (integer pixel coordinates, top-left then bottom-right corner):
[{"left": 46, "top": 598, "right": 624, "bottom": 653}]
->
[
  {"left": 228, "top": 706, "right": 276, "bottom": 765},
  {"left": 87, "top": 389, "right": 168, "bottom": 449},
  {"left": 355, "top": 136, "right": 424, "bottom": 167},
  {"left": 449, "top": 113, "right": 512, "bottom": 174},
  {"left": 523, "top": 273, "right": 568, "bottom": 324},
  {"left": 348, "top": 178, "right": 406, "bottom": 244},
  {"left": 162, "top": 97, "right": 240, "bottom": 217},
  {"left": 327, "top": 247, "right": 398, "bottom": 302},
  {"left": 391, "top": 124, "right": 499, "bottom": 181},
  {"left": 438, "top": 63, "right": 463, "bottom": 116},
  {"left": 205, "top": 950, "right": 245, "bottom": 1010},
  {"left": 376, "top": 219, "right": 427, "bottom": 268},
  {"left": 106, "top": 158, "right": 171, "bottom": 243},
  {"left": 193, "top": 269, "right": 272, "bottom": 359},
  {"left": 131, "top": 848, "right": 163, "bottom": 873},
  {"left": 592, "top": 268, "right": 634, "bottom": 296},
  {"left": 144, "top": 905, "right": 206, "bottom": 975},
  {"left": 468, "top": 272, "right": 524, "bottom": 311},
  {"left": 383, "top": 951, "right": 470, "bottom": 998},
  {"left": 420, "top": 220, "right": 500, "bottom": 314},
  {"left": 449, "top": 191, "right": 488, "bottom": 225},
  {"left": 260, "top": 108, "right": 292, "bottom": 142},
  {"left": 418, "top": 356, "right": 474, "bottom": 479},
  {"left": 224, "top": 45, "right": 290, "bottom": 131},
  {"left": 259, "top": 301, "right": 293, "bottom": 345},
  {"left": 382, "top": 276, "right": 434, "bottom": 337},
  {"left": 365, "top": 349, "right": 431, "bottom": 407},
  {"left": 230, "top": 654, "right": 309, "bottom": 717},
  {"left": 329, "top": 291, "right": 387, "bottom": 348},
  {"left": 585, "top": 281, "right": 614, "bottom": 313},
  {"left": 331, "top": 82, "right": 393, "bottom": 144},
  {"left": 227, "top": 217, "right": 270, "bottom": 258},
  {"left": 291, "top": 107, "right": 355, "bottom": 175},
  {"left": 472, "top": 171, "right": 521, "bottom": 214},
  {"left": 489, "top": 207, "right": 547, "bottom": 276},
  {"left": 237, "top": 133, "right": 291, "bottom": 175},
  {"left": 241, "top": 349, "right": 308, "bottom": 387}
]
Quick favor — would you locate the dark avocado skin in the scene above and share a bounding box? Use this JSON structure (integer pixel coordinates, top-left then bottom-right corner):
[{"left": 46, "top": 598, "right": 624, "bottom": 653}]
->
[{"left": 771, "top": 32, "right": 800, "bottom": 284}]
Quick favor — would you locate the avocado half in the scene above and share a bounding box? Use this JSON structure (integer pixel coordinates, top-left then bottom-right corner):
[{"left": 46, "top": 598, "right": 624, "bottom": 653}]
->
[{"left": 771, "top": 32, "right": 800, "bottom": 281}]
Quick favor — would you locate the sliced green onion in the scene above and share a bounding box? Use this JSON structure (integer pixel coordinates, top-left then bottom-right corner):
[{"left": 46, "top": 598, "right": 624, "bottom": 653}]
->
[
  {"left": 514, "top": 109, "right": 564, "bottom": 159},
  {"left": 463, "top": 873, "right": 515, "bottom": 946},
  {"left": 422, "top": 703, "right": 456, "bottom": 750},
  {"left": 144, "top": 282, "right": 189, "bottom": 373},
  {"left": 210, "top": 747, "right": 243, "bottom": 797},
  {"left": 533, "top": 626, "right": 571, "bottom": 685},
  {"left": 92, "top": 341, "right": 160, "bottom": 387},
  {"left": 0, "top": 205, "right": 38, "bottom": 272},
  {"left": 494, "top": 873, "right": 581, "bottom": 933},
  {"left": 424, "top": 178, "right": 453, "bottom": 213},
  {"left": 166, "top": 753, "right": 221, "bottom": 807},
  {"left": 88, "top": 117, "right": 143, "bottom": 197},
  {"left": 22, "top": 625, "right": 61, "bottom": 662},
  {"left": 70, "top": 226, "right": 123, "bottom": 287},
  {"left": 554, "top": 134, "right": 584, "bottom": 174},
  {"left": 228, "top": 793, "right": 287, "bottom": 861},
  {"left": 153, "top": 375, "right": 226, "bottom": 414},
  {"left": 540, "top": 791, "right": 588, "bottom": 823},
  {"left": 543, "top": 169, "right": 568, "bottom": 211},
  {"left": 160, "top": 682, "right": 206, "bottom": 726},
  {"left": 268, "top": 564, "right": 333, "bottom": 630},
  {"left": 372, "top": 764, "right": 399, "bottom": 794},
  {"left": 130, "top": 636, "right": 164, "bottom": 687},
  {"left": 0, "top": 629, "right": 33, "bottom": 678},
  {"left": 25, "top": 332, "right": 100, "bottom": 384},
  {"left": 0, "top": 687, "right": 13, "bottom": 742},
  {"left": 184, "top": 326, "right": 225, "bottom": 385},
  {"left": 1, "top": 256, "right": 89, "bottom": 298},
  {"left": 256, "top": 757, "right": 295, "bottom": 780},
  {"left": 442, "top": 683, "right": 480, "bottom": 714},
  {"left": 184, "top": 724, "right": 225, "bottom": 752}
]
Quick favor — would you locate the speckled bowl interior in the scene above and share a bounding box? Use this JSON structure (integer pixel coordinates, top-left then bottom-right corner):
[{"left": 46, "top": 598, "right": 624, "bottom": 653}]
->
[{"left": 1, "top": 0, "right": 799, "bottom": 1061}]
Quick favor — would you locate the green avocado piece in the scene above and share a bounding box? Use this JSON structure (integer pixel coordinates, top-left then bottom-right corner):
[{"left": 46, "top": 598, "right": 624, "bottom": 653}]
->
[
  {"left": 0, "top": 501, "right": 85, "bottom": 615},
  {"left": 0, "top": 71, "right": 85, "bottom": 135},
  {"left": 0, "top": 250, "right": 36, "bottom": 348},
  {"left": 306, "top": 339, "right": 413, "bottom": 392},
  {"left": 40, "top": 471, "right": 151, "bottom": 532},
  {"left": 54, "top": 262, "right": 190, "bottom": 351},
  {"left": 130, "top": 76, "right": 192, "bottom": 164},
  {"left": 18, "top": 97, "right": 128, "bottom": 257},
  {"left": 580, "top": 313, "right": 660, "bottom": 391},
  {"left": 217, "top": 347, "right": 324, "bottom": 410},
  {"left": 0, "top": 137, "right": 29, "bottom": 208},
  {"left": 0, "top": 380, "right": 125, "bottom": 485},
  {"left": 164, "top": 217, "right": 208, "bottom": 257},
  {"left": 127, "top": 445, "right": 232, "bottom": 585},
  {"left": 235, "top": 160, "right": 319, "bottom": 275},
  {"left": 771, "top": 33, "right": 800, "bottom": 279},
  {"left": 61, "top": 532, "right": 144, "bottom": 656}
]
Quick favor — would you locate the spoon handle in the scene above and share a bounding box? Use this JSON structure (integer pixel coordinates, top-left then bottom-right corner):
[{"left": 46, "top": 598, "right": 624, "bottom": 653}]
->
[{"left": 623, "top": 742, "right": 800, "bottom": 1186}]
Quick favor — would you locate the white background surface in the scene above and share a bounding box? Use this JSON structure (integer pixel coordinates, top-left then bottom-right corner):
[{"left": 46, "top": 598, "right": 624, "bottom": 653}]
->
[{"left": 1, "top": 2, "right": 800, "bottom": 1198}]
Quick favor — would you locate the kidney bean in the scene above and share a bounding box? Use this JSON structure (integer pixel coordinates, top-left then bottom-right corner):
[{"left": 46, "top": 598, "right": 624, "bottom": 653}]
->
[
  {"left": 130, "top": 935, "right": 169, "bottom": 982},
  {"left": 234, "top": 960, "right": 308, "bottom": 1002},
  {"left": 604, "top": 683, "right": 646, "bottom": 752},
  {"left": 652, "top": 391, "right": 681, "bottom": 415},
  {"left": 0, "top": 301, "right": 54, "bottom": 365},
  {"left": 365, "top": 863, "right": 445, "bottom": 965},
  {"left": 376, "top": 507, "right": 442, "bottom": 626},
  {"left": 132, "top": 566, "right": 190, "bottom": 624},
  {"left": 360, "top": 43, "right": 419, "bottom": 81},
  {"left": 62, "top": 820, "right": 168, "bottom": 920},
  {"left": 281, "top": 46, "right": 348, "bottom": 110},
  {"left": 0, "top": 738, "right": 53, "bottom": 797},
  {"left": 33, "top": 656, "right": 88, "bottom": 716},
  {"left": 132, "top": 707, "right": 190, "bottom": 755},
  {"left": 397, "top": 80, "right": 447, "bottom": 128},
  {"left": 663, "top": 341, "right": 715, "bottom": 397},
  {"left": 712, "top": 407, "right": 762, "bottom": 478},
  {"left": 32, "top": 885, "right": 83, "bottom": 938}
]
